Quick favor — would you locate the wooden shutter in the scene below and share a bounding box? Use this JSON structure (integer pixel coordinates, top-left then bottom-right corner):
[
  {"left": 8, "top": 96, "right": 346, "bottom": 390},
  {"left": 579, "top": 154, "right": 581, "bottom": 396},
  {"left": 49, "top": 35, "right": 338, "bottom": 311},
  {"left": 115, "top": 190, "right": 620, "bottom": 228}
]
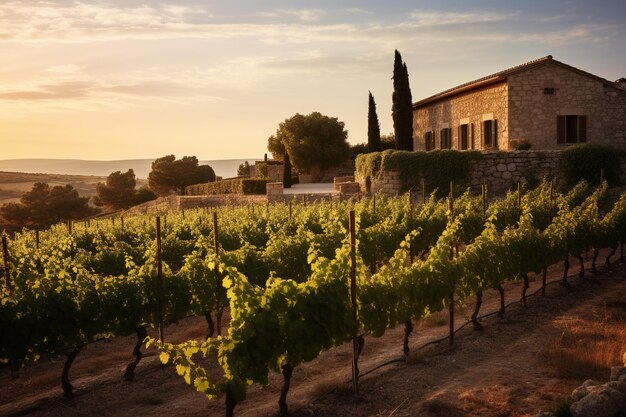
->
[
  {"left": 457, "top": 126, "right": 461, "bottom": 150},
  {"left": 493, "top": 120, "right": 498, "bottom": 149},
  {"left": 470, "top": 123, "right": 474, "bottom": 149},
  {"left": 578, "top": 116, "right": 587, "bottom": 142},
  {"left": 483, "top": 121, "right": 489, "bottom": 147},
  {"left": 557, "top": 115, "right": 566, "bottom": 144}
]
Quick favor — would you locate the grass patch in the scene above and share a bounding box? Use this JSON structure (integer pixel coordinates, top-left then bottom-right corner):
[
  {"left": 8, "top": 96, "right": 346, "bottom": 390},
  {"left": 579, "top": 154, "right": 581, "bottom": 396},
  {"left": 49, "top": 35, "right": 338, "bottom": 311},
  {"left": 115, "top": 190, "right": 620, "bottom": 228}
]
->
[{"left": 546, "top": 305, "right": 626, "bottom": 381}]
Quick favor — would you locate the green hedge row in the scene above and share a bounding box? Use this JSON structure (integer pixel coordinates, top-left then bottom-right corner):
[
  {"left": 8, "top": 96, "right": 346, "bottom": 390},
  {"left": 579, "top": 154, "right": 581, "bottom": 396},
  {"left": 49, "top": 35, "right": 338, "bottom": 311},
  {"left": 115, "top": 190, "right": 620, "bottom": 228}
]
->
[
  {"left": 356, "top": 149, "right": 481, "bottom": 195},
  {"left": 560, "top": 143, "right": 623, "bottom": 186},
  {"left": 186, "top": 178, "right": 270, "bottom": 195}
]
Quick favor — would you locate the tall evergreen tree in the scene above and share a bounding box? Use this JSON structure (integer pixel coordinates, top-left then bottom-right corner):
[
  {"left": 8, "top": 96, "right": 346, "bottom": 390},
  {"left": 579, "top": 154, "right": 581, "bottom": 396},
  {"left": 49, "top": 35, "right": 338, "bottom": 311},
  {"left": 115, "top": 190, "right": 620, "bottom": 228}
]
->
[
  {"left": 283, "top": 152, "right": 292, "bottom": 188},
  {"left": 367, "top": 91, "right": 381, "bottom": 152},
  {"left": 392, "top": 50, "right": 414, "bottom": 151}
]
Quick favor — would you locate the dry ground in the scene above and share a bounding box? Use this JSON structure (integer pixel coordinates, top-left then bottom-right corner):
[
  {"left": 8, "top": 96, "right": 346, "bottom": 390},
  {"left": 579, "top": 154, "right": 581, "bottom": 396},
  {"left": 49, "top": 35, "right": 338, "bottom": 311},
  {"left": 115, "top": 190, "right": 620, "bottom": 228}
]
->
[{"left": 1, "top": 251, "right": 625, "bottom": 417}]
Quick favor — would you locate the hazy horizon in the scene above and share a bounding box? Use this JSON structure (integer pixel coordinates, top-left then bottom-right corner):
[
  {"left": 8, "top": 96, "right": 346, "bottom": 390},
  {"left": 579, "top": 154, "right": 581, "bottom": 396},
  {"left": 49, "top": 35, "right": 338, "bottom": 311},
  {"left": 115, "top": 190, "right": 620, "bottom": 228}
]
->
[
  {"left": 0, "top": 158, "right": 258, "bottom": 179},
  {"left": 1, "top": 0, "right": 625, "bottom": 161}
]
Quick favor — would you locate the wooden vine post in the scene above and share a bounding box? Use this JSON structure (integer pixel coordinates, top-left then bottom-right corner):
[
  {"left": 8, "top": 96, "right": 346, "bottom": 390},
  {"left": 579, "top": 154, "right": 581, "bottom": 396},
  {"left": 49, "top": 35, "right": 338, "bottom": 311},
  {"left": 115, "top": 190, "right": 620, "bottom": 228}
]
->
[
  {"left": 2, "top": 235, "right": 10, "bottom": 288},
  {"left": 349, "top": 210, "right": 362, "bottom": 394},
  {"left": 600, "top": 168, "right": 604, "bottom": 184},
  {"left": 213, "top": 212, "right": 223, "bottom": 336},
  {"left": 121, "top": 216, "right": 124, "bottom": 233},
  {"left": 448, "top": 192, "right": 455, "bottom": 346},
  {"left": 471, "top": 184, "right": 487, "bottom": 331},
  {"left": 156, "top": 216, "right": 164, "bottom": 343},
  {"left": 289, "top": 199, "right": 292, "bottom": 221},
  {"left": 35, "top": 230, "right": 40, "bottom": 250},
  {"left": 422, "top": 179, "right": 426, "bottom": 204},
  {"left": 67, "top": 220, "right": 72, "bottom": 234},
  {"left": 517, "top": 181, "right": 522, "bottom": 217}
]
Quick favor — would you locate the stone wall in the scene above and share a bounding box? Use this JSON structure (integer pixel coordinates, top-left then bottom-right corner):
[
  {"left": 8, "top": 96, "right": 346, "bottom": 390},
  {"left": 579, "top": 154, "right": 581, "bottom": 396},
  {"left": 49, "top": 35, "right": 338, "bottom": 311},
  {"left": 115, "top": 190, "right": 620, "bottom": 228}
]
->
[
  {"left": 508, "top": 61, "right": 626, "bottom": 149},
  {"left": 413, "top": 82, "right": 509, "bottom": 151},
  {"left": 468, "top": 151, "right": 560, "bottom": 194},
  {"left": 355, "top": 150, "right": 626, "bottom": 196}
]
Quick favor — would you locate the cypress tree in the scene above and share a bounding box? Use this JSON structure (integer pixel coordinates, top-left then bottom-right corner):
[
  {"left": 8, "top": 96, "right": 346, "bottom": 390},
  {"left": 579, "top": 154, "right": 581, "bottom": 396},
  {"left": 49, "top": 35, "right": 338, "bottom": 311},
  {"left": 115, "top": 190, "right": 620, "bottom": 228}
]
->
[
  {"left": 367, "top": 91, "right": 382, "bottom": 152},
  {"left": 283, "top": 152, "right": 292, "bottom": 188},
  {"left": 392, "top": 50, "right": 414, "bottom": 151}
]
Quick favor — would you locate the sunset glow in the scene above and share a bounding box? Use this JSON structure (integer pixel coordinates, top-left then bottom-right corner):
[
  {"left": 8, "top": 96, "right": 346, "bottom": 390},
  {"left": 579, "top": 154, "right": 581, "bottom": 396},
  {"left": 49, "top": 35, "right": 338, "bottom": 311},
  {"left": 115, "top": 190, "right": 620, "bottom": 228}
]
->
[{"left": 1, "top": 0, "right": 625, "bottom": 160}]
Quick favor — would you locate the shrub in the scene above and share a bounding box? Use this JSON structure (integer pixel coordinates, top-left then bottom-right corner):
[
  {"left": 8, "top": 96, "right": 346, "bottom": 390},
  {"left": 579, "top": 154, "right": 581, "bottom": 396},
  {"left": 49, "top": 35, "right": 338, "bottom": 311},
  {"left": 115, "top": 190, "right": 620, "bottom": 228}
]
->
[
  {"left": 560, "top": 143, "right": 622, "bottom": 186},
  {"left": 510, "top": 139, "right": 532, "bottom": 150},
  {"left": 185, "top": 178, "right": 270, "bottom": 195},
  {"left": 355, "top": 149, "right": 481, "bottom": 196}
]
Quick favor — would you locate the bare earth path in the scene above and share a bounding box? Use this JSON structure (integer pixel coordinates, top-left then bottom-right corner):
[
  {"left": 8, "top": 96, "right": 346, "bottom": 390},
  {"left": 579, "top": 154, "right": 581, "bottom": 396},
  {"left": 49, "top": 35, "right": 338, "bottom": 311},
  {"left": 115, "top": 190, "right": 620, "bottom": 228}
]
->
[{"left": 1, "top": 252, "right": 625, "bottom": 417}]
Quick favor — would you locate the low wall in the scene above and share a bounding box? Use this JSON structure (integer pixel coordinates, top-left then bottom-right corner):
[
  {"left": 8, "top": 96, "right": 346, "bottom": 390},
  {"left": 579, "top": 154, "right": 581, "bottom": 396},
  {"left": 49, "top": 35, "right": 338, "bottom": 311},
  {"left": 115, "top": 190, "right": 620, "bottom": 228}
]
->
[
  {"left": 124, "top": 195, "right": 266, "bottom": 215},
  {"left": 357, "top": 150, "right": 626, "bottom": 196}
]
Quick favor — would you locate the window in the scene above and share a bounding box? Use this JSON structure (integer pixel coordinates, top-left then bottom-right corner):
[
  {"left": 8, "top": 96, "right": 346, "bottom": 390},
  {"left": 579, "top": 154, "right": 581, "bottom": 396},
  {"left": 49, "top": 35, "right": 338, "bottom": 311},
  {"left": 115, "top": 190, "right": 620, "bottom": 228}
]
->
[
  {"left": 483, "top": 120, "right": 498, "bottom": 148},
  {"left": 425, "top": 131, "right": 435, "bottom": 151},
  {"left": 557, "top": 115, "right": 587, "bottom": 144},
  {"left": 543, "top": 87, "right": 556, "bottom": 95},
  {"left": 458, "top": 124, "right": 469, "bottom": 150},
  {"left": 440, "top": 128, "right": 452, "bottom": 149}
]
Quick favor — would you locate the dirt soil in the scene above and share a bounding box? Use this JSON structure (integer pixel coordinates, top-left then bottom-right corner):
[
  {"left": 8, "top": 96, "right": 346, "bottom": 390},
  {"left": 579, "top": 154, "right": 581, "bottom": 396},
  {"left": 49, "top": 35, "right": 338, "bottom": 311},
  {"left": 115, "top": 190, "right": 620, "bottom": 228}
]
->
[{"left": 1, "top": 251, "right": 625, "bottom": 417}]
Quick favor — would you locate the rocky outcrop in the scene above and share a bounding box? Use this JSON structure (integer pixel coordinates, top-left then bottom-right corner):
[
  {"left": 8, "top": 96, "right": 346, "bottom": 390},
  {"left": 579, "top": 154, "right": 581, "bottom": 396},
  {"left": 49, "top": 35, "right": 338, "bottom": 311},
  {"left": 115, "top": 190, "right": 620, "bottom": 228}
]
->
[{"left": 568, "top": 353, "right": 626, "bottom": 417}]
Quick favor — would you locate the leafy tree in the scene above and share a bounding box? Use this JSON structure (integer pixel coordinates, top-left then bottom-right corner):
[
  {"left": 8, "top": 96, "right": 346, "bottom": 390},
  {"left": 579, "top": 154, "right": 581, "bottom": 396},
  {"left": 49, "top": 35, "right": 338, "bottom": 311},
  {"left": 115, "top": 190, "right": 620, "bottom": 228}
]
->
[
  {"left": 148, "top": 155, "right": 216, "bottom": 196},
  {"left": 283, "top": 153, "right": 292, "bottom": 188},
  {"left": 267, "top": 112, "right": 349, "bottom": 181},
  {"left": 94, "top": 169, "right": 157, "bottom": 209},
  {"left": 392, "top": 50, "right": 414, "bottom": 151},
  {"left": 368, "top": 91, "right": 381, "bottom": 152},
  {"left": 237, "top": 161, "right": 251, "bottom": 177},
  {"left": 133, "top": 186, "right": 157, "bottom": 205},
  {"left": 94, "top": 170, "right": 135, "bottom": 209},
  {"left": 0, "top": 183, "right": 95, "bottom": 228}
]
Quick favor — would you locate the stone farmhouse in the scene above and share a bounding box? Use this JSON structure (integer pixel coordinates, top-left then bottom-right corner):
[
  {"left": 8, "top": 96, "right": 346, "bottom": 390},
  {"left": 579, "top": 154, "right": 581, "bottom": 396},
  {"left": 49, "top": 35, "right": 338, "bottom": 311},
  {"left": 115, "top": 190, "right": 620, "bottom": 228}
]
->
[{"left": 412, "top": 55, "right": 626, "bottom": 151}]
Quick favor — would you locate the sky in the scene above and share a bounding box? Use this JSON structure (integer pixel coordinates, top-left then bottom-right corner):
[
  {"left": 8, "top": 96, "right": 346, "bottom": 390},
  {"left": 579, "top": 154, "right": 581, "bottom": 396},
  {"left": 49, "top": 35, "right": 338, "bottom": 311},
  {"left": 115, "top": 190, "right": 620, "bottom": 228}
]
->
[{"left": 0, "top": 0, "right": 625, "bottom": 161}]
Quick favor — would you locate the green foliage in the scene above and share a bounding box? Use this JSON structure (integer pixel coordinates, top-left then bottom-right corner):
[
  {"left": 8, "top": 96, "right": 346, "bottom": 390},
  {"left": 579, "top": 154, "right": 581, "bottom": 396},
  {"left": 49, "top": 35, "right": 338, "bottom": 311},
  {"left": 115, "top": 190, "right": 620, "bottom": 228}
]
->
[
  {"left": 0, "top": 182, "right": 96, "bottom": 228},
  {"left": 94, "top": 169, "right": 156, "bottom": 210},
  {"left": 267, "top": 112, "right": 350, "bottom": 180},
  {"left": 148, "top": 155, "right": 216, "bottom": 196},
  {"left": 186, "top": 178, "right": 270, "bottom": 195},
  {"left": 355, "top": 149, "right": 481, "bottom": 196},
  {"left": 392, "top": 50, "right": 413, "bottom": 151},
  {"left": 560, "top": 143, "right": 621, "bottom": 186},
  {"left": 283, "top": 153, "right": 292, "bottom": 188},
  {"left": 237, "top": 161, "right": 251, "bottom": 177},
  {"left": 3, "top": 181, "right": 626, "bottom": 413},
  {"left": 368, "top": 91, "right": 381, "bottom": 152}
]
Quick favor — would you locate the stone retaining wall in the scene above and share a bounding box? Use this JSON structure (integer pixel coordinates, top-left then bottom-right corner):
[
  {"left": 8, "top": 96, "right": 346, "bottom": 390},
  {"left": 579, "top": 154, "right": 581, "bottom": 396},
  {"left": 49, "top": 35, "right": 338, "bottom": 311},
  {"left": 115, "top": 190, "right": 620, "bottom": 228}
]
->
[{"left": 357, "top": 150, "right": 626, "bottom": 196}]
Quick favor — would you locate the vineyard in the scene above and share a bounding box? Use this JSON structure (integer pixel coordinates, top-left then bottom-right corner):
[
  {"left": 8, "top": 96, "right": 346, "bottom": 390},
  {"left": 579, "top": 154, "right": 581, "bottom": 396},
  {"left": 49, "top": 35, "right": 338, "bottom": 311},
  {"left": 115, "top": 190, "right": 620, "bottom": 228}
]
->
[{"left": 1, "top": 180, "right": 626, "bottom": 416}]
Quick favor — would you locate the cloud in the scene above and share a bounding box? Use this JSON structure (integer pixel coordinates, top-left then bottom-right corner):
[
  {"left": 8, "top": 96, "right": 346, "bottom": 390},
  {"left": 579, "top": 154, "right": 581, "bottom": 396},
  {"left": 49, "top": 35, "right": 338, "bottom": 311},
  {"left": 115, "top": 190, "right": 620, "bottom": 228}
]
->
[
  {"left": 345, "top": 8, "right": 372, "bottom": 15},
  {"left": 275, "top": 8, "right": 325, "bottom": 22},
  {"left": 45, "top": 64, "right": 83, "bottom": 74},
  {"left": 408, "top": 9, "right": 515, "bottom": 27},
  {"left": 0, "top": 81, "right": 97, "bottom": 100},
  {"left": 0, "top": 1, "right": 213, "bottom": 41}
]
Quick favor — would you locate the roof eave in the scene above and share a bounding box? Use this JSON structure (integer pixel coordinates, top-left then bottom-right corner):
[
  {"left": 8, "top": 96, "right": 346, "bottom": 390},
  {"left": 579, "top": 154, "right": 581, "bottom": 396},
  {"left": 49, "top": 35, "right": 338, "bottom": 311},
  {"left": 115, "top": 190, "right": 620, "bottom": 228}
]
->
[{"left": 412, "top": 76, "right": 507, "bottom": 109}]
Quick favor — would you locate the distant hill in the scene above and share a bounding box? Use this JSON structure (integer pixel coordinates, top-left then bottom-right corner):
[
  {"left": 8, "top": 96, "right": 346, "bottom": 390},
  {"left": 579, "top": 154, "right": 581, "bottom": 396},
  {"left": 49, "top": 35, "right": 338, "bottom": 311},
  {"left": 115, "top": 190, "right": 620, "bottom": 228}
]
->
[
  {"left": 0, "top": 158, "right": 259, "bottom": 179},
  {"left": 0, "top": 171, "right": 116, "bottom": 206}
]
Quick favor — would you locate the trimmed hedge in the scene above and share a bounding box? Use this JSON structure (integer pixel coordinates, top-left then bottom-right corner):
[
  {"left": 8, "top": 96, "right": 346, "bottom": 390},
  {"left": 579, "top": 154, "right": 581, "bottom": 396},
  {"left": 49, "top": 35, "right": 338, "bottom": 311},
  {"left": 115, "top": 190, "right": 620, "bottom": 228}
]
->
[
  {"left": 356, "top": 149, "right": 481, "bottom": 195},
  {"left": 560, "top": 143, "right": 622, "bottom": 186},
  {"left": 186, "top": 178, "right": 270, "bottom": 195}
]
